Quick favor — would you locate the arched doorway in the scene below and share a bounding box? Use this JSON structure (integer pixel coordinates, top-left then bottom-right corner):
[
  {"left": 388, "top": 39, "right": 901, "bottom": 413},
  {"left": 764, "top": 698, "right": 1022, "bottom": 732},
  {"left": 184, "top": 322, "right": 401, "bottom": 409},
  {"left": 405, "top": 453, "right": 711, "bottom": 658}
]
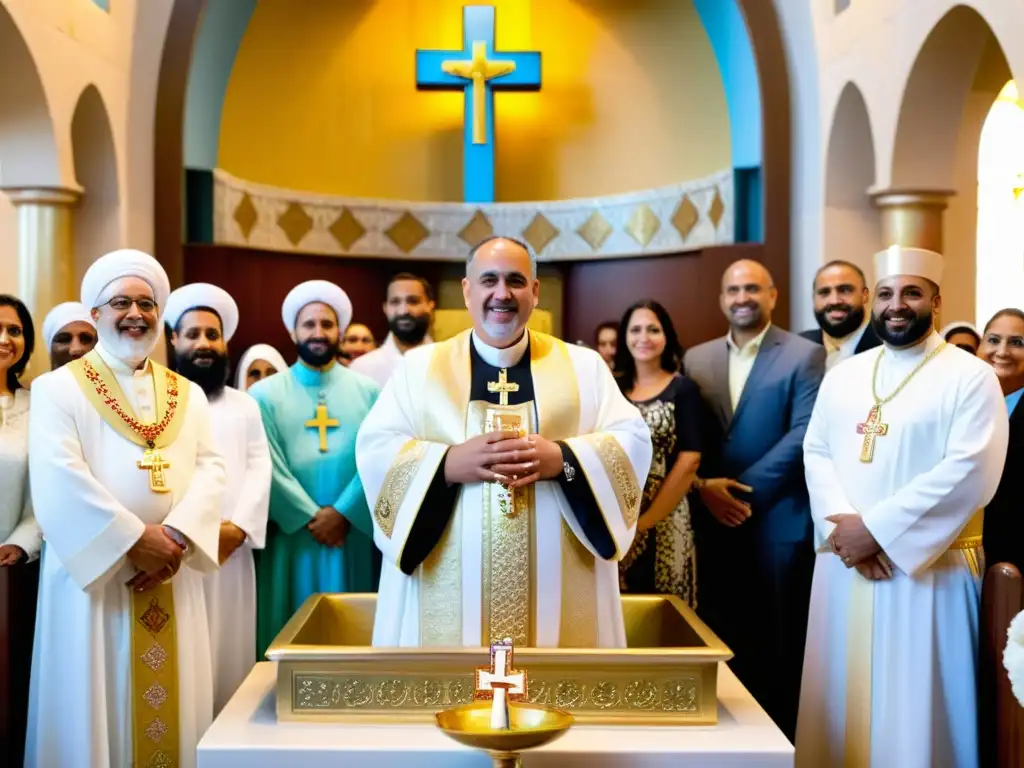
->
[
  {"left": 71, "top": 84, "right": 121, "bottom": 283},
  {"left": 890, "top": 4, "right": 1013, "bottom": 326},
  {"left": 976, "top": 80, "right": 1024, "bottom": 328},
  {"left": 824, "top": 82, "right": 880, "bottom": 285}
]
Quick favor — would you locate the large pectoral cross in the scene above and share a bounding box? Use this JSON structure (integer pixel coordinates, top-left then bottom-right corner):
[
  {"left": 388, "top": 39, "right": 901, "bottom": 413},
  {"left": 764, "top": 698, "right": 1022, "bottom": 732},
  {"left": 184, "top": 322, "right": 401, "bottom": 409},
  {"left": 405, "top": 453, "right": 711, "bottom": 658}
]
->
[
  {"left": 137, "top": 445, "right": 171, "bottom": 494},
  {"left": 856, "top": 405, "right": 889, "bottom": 463},
  {"left": 306, "top": 397, "right": 339, "bottom": 453},
  {"left": 475, "top": 637, "right": 528, "bottom": 730},
  {"left": 488, "top": 368, "right": 519, "bottom": 406}
]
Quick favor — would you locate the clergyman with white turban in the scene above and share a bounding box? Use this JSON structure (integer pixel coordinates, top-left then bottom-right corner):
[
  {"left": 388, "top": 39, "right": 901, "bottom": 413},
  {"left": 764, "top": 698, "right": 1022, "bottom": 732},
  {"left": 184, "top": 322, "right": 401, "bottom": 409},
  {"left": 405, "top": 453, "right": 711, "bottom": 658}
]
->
[
  {"left": 25, "top": 249, "right": 226, "bottom": 768},
  {"left": 41, "top": 301, "right": 96, "bottom": 369},
  {"left": 165, "top": 282, "right": 272, "bottom": 715},
  {"left": 796, "top": 245, "right": 1009, "bottom": 767},
  {"left": 247, "top": 279, "right": 381, "bottom": 654}
]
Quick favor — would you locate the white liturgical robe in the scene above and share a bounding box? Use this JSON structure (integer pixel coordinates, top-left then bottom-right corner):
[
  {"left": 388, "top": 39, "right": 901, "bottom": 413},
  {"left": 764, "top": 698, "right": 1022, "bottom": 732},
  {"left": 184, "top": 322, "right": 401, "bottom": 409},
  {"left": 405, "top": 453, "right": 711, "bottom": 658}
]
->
[
  {"left": 24, "top": 343, "right": 225, "bottom": 768},
  {"left": 357, "top": 329, "right": 652, "bottom": 648},
  {"left": 203, "top": 386, "right": 271, "bottom": 714},
  {"left": 349, "top": 332, "right": 432, "bottom": 387},
  {"left": 796, "top": 332, "right": 1008, "bottom": 768}
]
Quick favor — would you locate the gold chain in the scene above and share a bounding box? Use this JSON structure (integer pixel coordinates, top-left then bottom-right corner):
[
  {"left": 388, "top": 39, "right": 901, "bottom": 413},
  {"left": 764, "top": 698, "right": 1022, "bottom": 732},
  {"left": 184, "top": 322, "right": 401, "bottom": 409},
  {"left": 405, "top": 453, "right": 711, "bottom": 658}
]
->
[{"left": 871, "top": 341, "right": 948, "bottom": 406}]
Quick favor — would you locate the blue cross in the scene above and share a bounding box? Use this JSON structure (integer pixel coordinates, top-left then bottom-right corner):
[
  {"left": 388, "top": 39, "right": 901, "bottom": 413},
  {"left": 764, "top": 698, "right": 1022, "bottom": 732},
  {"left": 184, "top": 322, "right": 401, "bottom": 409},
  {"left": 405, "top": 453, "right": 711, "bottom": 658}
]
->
[{"left": 416, "top": 6, "right": 541, "bottom": 203}]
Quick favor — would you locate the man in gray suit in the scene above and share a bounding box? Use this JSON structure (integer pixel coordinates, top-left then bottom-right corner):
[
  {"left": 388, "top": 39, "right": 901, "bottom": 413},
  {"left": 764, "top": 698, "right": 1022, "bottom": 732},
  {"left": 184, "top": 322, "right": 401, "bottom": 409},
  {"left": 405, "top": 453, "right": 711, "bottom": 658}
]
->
[{"left": 684, "top": 259, "right": 825, "bottom": 741}]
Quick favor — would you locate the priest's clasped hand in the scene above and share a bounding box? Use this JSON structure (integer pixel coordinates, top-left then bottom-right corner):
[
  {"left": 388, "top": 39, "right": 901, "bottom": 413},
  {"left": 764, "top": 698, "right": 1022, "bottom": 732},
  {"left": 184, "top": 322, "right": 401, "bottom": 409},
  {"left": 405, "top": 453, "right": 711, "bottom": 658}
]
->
[
  {"left": 443, "top": 431, "right": 562, "bottom": 488},
  {"left": 826, "top": 513, "right": 885, "bottom": 570},
  {"left": 308, "top": 506, "right": 349, "bottom": 548},
  {"left": 127, "top": 524, "right": 184, "bottom": 592}
]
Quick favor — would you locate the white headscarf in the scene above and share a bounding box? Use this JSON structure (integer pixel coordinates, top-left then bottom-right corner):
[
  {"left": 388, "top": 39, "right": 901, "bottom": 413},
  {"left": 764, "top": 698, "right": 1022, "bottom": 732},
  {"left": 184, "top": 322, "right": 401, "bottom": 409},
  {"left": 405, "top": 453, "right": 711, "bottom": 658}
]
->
[
  {"left": 41, "top": 302, "right": 95, "bottom": 350},
  {"left": 164, "top": 283, "right": 240, "bottom": 341},
  {"left": 281, "top": 280, "right": 352, "bottom": 335},
  {"left": 235, "top": 344, "right": 289, "bottom": 390},
  {"left": 941, "top": 321, "right": 981, "bottom": 342},
  {"left": 80, "top": 249, "right": 171, "bottom": 316}
]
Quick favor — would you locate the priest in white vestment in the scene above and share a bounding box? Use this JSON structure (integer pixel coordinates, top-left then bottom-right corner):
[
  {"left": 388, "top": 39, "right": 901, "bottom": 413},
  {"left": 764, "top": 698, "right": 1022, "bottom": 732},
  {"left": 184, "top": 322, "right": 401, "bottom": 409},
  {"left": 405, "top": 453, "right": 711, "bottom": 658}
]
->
[
  {"left": 795, "top": 246, "right": 1009, "bottom": 768},
  {"left": 165, "top": 283, "right": 272, "bottom": 714},
  {"left": 357, "top": 236, "right": 652, "bottom": 648},
  {"left": 25, "top": 250, "right": 225, "bottom": 768},
  {"left": 349, "top": 272, "right": 435, "bottom": 386}
]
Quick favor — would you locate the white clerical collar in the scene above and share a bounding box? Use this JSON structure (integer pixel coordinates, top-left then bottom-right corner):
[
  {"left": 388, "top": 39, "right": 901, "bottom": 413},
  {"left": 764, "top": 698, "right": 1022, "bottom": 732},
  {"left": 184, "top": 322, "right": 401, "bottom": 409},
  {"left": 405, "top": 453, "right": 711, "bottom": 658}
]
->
[
  {"left": 472, "top": 330, "right": 528, "bottom": 368},
  {"left": 882, "top": 330, "right": 943, "bottom": 360},
  {"left": 95, "top": 340, "right": 152, "bottom": 376}
]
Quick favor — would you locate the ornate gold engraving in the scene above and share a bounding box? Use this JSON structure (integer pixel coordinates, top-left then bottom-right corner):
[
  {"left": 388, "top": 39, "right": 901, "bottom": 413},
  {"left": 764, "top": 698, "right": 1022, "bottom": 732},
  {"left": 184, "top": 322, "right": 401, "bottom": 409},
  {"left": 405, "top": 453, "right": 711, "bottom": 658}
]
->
[
  {"left": 144, "top": 718, "right": 168, "bottom": 743},
  {"left": 329, "top": 207, "right": 366, "bottom": 250},
  {"left": 145, "top": 751, "right": 172, "bottom": 768},
  {"left": 385, "top": 211, "right": 430, "bottom": 253},
  {"left": 143, "top": 683, "right": 168, "bottom": 710},
  {"left": 458, "top": 209, "right": 494, "bottom": 247},
  {"left": 587, "top": 434, "right": 641, "bottom": 527},
  {"left": 625, "top": 203, "right": 660, "bottom": 247},
  {"left": 233, "top": 193, "right": 258, "bottom": 240},
  {"left": 522, "top": 213, "right": 559, "bottom": 254},
  {"left": 419, "top": 507, "right": 463, "bottom": 645},
  {"left": 671, "top": 195, "right": 699, "bottom": 240},
  {"left": 373, "top": 440, "right": 424, "bottom": 538},
  {"left": 576, "top": 211, "right": 613, "bottom": 251},
  {"left": 140, "top": 643, "right": 168, "bottom": 673},
  {"left": 294, "top": 675, "right": 476, "bottom": 711},
  {"left": 277, "top": 202, "right": 313, "bottom": 246}
]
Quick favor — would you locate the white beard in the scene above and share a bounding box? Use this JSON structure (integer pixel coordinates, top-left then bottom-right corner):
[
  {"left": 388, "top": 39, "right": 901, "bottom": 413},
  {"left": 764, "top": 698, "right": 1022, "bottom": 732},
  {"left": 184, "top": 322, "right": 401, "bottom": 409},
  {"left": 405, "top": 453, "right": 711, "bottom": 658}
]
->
[{"left": 99, "top": 327, "right": 157, "bottom": 367}]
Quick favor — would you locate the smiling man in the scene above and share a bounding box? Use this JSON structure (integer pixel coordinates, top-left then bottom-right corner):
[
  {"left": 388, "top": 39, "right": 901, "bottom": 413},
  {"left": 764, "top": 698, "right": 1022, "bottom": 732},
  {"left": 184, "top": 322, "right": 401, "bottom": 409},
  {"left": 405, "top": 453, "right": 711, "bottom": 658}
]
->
[
  {"left": 41, "top": 301, "right": 97, "bottom": 370},
  {"left": 799, "top": 260, "right": 881, "bottom": 371},
  {"left": 684, "top": 258, "right": 825, "bottom": 740},
  {"left": 248, "top": 280, "right": 380, "bottom": 655},
  {"left": 25, "top": 249, "right": 225, "bottom": 768},
  {"left": 350, "top": 272, "right": 435, "bottom": 386},
  {"left": 797, "top": 245, "right": 1007, "bottom": 767},
  {"left": 357, "top": 236, "right": 652, "bottom": 648}
]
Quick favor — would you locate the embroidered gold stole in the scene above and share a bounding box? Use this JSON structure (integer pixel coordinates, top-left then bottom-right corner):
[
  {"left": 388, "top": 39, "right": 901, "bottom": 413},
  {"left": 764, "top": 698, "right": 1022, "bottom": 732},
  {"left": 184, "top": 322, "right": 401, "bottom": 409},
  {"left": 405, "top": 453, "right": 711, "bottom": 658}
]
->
[
  {"left": 67, "top": 350, "right": 190, "bottom": 766},
  {"left": 418, "top": 330, "right": 598, "bottom": 647}
]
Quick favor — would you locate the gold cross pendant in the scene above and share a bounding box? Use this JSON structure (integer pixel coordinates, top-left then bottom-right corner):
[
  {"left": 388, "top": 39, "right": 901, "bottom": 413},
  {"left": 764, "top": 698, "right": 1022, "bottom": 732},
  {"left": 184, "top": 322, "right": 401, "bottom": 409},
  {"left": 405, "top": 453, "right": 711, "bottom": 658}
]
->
[
  {"left": 306, "top": 401, "right": 340, "bottom": 453},
  {"left": 137, "top": 447, "right": 171, "bottom": 494},
  {"left": 487, "top": 368, "right": 519, "bottom": 407},
  {"left": 856, "top": 405, "right": 889, "bottom": 463}
]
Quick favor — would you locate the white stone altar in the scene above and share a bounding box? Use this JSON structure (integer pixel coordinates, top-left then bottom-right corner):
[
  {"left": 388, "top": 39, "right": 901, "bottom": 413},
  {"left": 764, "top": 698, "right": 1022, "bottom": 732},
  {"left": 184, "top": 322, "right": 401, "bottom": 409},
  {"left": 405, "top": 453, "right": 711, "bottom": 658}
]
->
[{"left": 197, "top": 662, "right": 794, "bottom": 767}]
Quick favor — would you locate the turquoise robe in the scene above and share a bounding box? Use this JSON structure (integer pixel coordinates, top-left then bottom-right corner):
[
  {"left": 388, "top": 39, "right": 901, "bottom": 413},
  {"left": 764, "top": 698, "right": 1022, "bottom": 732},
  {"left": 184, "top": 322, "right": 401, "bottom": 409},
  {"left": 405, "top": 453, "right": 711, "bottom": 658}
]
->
[{"left": 249, "top": 361, "right": 380, "bottom": 655}]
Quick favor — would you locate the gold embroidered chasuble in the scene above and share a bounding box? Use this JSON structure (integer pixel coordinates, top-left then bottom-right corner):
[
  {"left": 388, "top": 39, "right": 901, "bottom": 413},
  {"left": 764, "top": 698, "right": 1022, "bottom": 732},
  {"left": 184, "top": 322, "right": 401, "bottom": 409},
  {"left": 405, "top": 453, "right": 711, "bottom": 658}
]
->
[{"left": 357, "top": 330, "right": 653, "bottom": 649}]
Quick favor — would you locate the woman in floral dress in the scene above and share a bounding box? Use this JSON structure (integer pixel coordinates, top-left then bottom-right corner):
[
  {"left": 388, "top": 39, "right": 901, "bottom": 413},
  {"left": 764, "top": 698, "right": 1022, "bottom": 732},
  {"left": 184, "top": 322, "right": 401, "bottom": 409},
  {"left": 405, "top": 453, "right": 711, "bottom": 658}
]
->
[{"left": 615, "top": 300, "right": 703, "bottom": 606}]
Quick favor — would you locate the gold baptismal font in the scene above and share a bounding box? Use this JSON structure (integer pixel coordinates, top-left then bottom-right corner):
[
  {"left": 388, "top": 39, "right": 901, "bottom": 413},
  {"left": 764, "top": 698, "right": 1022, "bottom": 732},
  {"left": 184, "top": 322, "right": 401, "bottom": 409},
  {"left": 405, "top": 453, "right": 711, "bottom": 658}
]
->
[{"left": 267, "top": 593, "right": 732, "bottom": 738}]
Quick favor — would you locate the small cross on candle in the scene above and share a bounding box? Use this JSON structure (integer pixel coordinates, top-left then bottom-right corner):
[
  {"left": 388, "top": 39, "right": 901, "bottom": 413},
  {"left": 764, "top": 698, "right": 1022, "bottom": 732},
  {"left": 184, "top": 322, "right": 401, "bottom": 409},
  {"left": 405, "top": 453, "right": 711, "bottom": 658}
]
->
[{"left": 475, "top": 637, "right": 528, "bottom": 730}]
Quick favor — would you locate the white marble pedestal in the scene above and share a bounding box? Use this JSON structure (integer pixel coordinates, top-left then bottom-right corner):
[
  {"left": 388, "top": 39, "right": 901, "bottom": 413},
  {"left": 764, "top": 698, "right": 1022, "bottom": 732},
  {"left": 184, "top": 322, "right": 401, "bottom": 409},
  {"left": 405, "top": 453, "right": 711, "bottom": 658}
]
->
[{"left": 197, "top": 662, "right": 794, "bottom": 767}]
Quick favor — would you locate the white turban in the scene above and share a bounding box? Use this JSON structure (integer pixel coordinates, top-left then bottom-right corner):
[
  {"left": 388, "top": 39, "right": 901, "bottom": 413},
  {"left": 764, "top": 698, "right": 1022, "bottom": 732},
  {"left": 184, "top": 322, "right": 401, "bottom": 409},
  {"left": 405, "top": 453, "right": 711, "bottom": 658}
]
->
[
  {"left": 281, "top": 280, "right": 352, "bottom": 334},
  {"left": 873, "top": 245, "right": 944, "bottom": 287},
  {"left": 164, "top": 283, "right": 240, "bottom": 342},
  {"left": 940, "top": 321, "right": 981, "bottom": 341},
  {"left": 236, "top": 344, "right": 290, "bottom": 390},
  {"left": 80, "top": 249, "right": 171, "bottom": 317},
  {"left": 42, "top": 302, "right": 95, "bottom": 350}
]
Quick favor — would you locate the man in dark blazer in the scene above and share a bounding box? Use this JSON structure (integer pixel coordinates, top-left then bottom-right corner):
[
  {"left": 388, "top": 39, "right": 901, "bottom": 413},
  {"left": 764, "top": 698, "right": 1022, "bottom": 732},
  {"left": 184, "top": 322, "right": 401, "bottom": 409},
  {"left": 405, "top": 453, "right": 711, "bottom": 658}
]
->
[
  {"left": 684, "top": 259, "right": 825, "bottom": 742},
  {"left": 799, "top": 260, "right": 881, "bottom": 371}
]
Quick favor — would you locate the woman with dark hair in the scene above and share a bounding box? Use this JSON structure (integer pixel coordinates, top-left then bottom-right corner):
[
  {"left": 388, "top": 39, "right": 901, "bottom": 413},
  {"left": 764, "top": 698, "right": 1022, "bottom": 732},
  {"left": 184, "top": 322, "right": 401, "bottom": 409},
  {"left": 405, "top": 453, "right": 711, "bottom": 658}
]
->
[
  {"left": 615, "top": 299, "right": 702, "bottom": 605},
  {"left": 978, "top": 307, "right": 1024, "bottom": 572}
]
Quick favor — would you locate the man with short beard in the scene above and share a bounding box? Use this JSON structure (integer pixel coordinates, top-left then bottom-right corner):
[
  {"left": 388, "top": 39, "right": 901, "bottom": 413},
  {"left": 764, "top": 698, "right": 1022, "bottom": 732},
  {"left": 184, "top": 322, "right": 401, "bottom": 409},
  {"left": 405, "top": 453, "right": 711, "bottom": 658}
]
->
[
  {"left": 25, "top": 249, "right": 225, "bottom": 768},
  {"left": 684, "top": 258, "right": 825, "bottom": 740},
  {"left": 41, "top": 301, "right": 96, "bottom": 369},
  {"left": 164, "top": 283, "right": 271, "bottom": 715},
  {"left": 797, "top": 245, "right": 1008, "bottom": 767},
  {"left": 350, "top": 272, "right": 436, "bottom": 386},
  {"left": 248, "top": 280, "right": 380, "bottom": 654},
  {"left": 799, "top": 260, "right": 880, "bottom": 371}
]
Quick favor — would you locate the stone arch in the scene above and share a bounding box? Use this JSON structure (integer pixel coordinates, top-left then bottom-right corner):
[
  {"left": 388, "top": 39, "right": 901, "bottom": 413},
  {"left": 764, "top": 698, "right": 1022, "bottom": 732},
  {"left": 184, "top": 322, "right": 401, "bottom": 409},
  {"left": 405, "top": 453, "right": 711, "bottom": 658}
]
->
[
  {"left": 824, "top": 82, "right": 880, "bottom": 284},
  {"left": 0, "top": 4, "right": 60, "bottom": 187},
  {"left": 71, "top": 84, "right": 121, "bottom": 283},
  {"left": 890, "top": 3, "right": 1012, "bottom": 325}
]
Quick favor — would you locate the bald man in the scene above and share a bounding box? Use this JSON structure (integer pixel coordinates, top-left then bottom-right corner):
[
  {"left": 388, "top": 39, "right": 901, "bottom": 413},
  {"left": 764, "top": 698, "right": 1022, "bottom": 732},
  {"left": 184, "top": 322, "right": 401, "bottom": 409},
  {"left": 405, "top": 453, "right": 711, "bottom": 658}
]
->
[{"left": 684, "top": 259, "right": 825, "bottom": 741}]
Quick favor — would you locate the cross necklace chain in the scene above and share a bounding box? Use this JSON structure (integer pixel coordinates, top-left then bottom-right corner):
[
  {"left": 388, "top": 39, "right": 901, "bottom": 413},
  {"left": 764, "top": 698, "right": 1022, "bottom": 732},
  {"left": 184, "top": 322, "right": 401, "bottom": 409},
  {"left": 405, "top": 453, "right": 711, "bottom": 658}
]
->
[{"left": 857, "top": 341, "right": 948, "bottom": 462}]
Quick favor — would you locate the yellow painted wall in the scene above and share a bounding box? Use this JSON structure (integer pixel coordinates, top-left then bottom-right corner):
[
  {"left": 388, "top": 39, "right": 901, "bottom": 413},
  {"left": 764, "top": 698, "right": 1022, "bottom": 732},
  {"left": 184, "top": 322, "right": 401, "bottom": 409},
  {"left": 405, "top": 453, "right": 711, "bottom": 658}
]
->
[{"left": 219, "top": 0, "right": 730, "bottom": 202}]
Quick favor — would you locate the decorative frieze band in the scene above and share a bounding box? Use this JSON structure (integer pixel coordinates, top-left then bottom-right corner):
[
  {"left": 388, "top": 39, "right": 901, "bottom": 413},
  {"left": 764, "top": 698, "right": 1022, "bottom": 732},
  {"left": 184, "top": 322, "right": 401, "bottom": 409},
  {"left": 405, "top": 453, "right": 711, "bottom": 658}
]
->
[{"left": 213, "top": 168, "right": 733, "bottom": 261}]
